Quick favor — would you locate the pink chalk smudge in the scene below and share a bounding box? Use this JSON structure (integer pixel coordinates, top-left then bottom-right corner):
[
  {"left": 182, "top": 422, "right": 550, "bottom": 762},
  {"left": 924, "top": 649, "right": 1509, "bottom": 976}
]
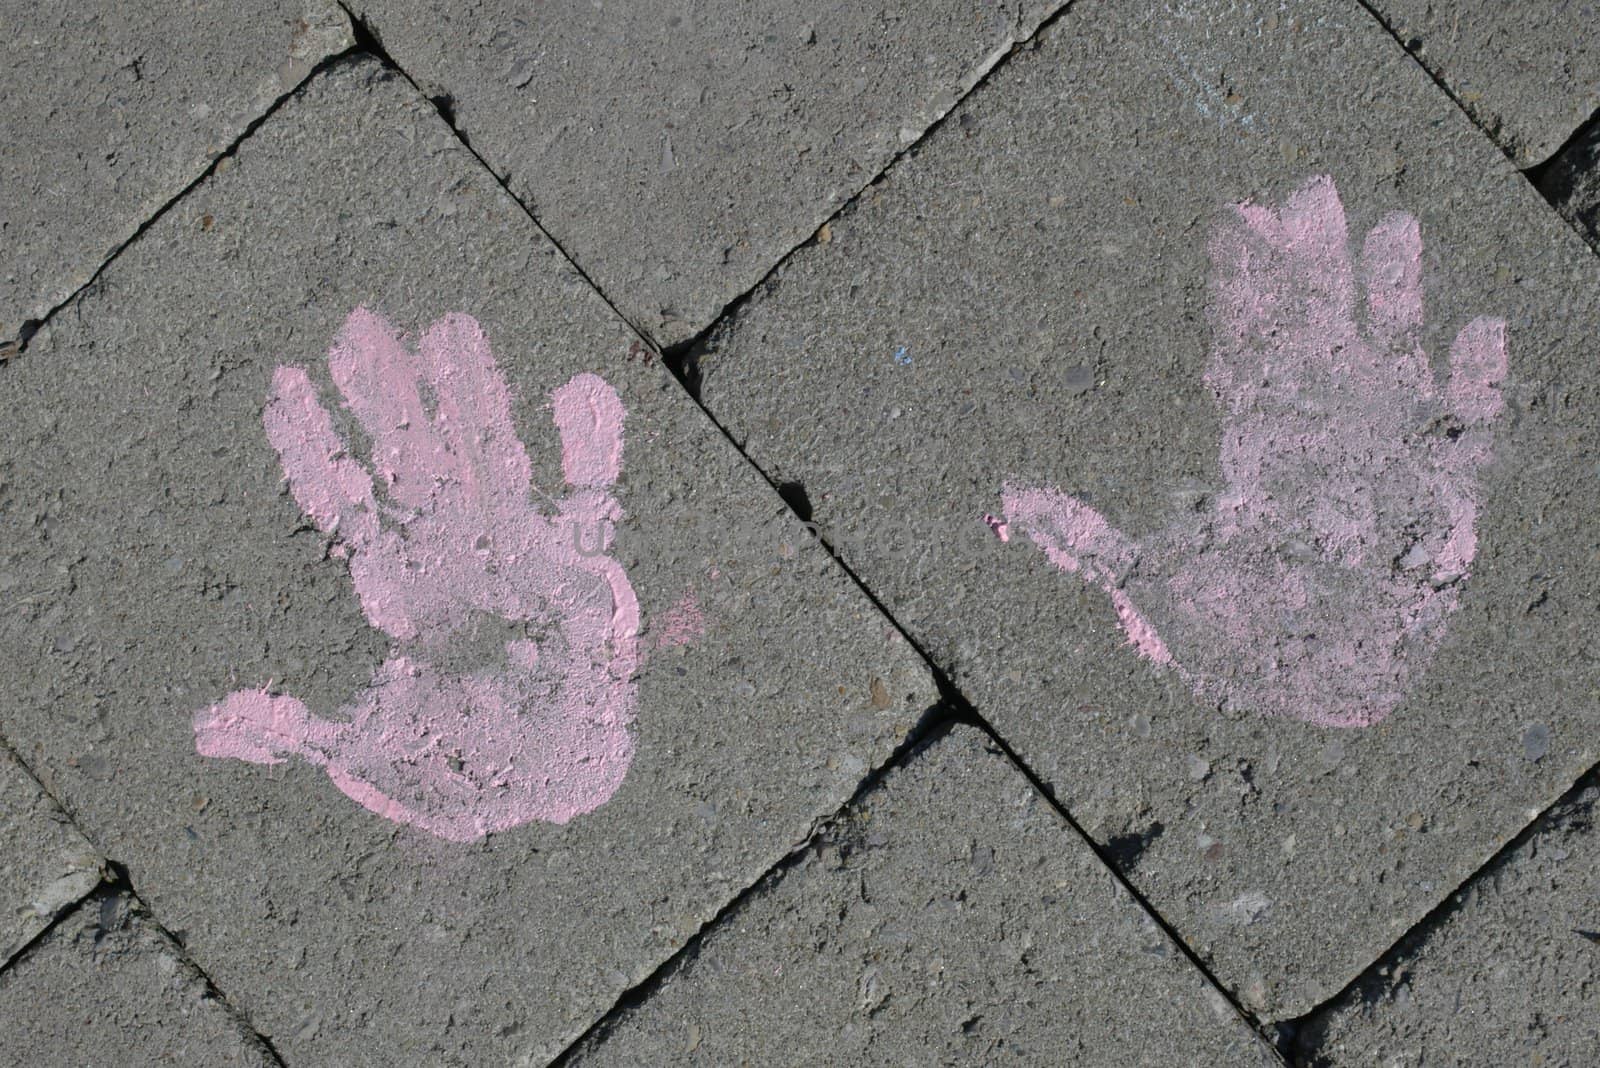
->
[
  {"left": 997, "top": 175, "right": 1506, "bottom": 727},
  {"left": 193, "top": 308, "right": 641, "bottom": 841},
  {"left": 654, "top": 588, "right": 707, "bottom": 650}
]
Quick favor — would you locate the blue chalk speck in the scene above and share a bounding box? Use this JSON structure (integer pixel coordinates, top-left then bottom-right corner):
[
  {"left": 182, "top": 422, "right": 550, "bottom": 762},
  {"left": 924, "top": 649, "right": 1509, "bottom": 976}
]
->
[{"left": 893, "top": 345, "right": 912, "bottom": 366}]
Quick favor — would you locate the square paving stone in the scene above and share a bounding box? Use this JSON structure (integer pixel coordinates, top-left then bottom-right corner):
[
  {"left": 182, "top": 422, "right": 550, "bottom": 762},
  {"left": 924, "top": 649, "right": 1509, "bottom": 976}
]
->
[
  {"left": 0, "top": 0, "right": 353, "bottom": 347},
  {"left": 1299, "top": 775, "right": 1600, "bottom": 1066},
  {"left": 691, "top": 0, "right": 1600, "bottom": 1021},
  {"left": 567, "top": 726, "right": 1279, "bottom": 1067},
  {"left": 0, "top": 55, "right": 935, "bottom": 1065},
  {"left": 349, "top": 0, "right": 1066, "bottom": 345},
  {"left": 0, "top": 746, "right": 103, "bottom": 966},
  {"left": 0, "top": 890, "right": 275, "bottom": 1068},
  {"left": 1366, "top": 0, "right": 1600, "bottom": 164}
]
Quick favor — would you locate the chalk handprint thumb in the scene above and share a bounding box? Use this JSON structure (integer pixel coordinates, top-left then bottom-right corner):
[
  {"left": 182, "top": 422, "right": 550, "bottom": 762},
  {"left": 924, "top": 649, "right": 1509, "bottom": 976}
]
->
[
  {"left": 193, "top": 309, "right": 645, "bottom": 841},
  {"left": 995, "top": 175, "right": 1506, "bottom": 727}
]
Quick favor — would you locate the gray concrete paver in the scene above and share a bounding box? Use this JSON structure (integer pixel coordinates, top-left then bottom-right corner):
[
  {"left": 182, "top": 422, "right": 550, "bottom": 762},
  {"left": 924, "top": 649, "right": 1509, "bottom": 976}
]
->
[
  {"left": 0, "top": 55, "right": 935, "bottom": 1065},
  {"left": 0, "top": 746, "right": 102, "bottom": 966},
  {"left": 0, "top": 0, "right": 353, "bottom": 347},
  {"left": 349, "top": 0, "right": 1067, "bottom": 346},
  {"left": 567, "top": 726, "right": 1280, "bottom": 1067},
  {"left": 1365, "top": 0, "right": 1600, "bottom": 164},
  {"left": 0, "top": 890, "right": 276, "bottom": 1068},
  {"left": 690, "top": 0, "right": 1600, "bottom": 1021},
  {"left": 1302, "top": 778, "right": 1600, "bottom": 1066}
]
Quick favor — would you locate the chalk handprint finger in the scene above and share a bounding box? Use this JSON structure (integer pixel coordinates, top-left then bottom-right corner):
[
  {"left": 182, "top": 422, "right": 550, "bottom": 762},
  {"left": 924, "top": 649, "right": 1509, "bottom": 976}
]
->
[
  {"left": 194, "top": 308, "right": 640, "bottom": 841},
  {"left": 998, "top": 176, "right": 1507, "bottom": 727}
]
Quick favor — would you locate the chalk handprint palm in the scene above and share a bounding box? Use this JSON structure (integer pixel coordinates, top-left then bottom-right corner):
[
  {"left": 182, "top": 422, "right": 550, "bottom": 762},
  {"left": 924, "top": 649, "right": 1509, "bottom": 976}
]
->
[
  {"left": 194, "top": 308, "right": 640, "bottom": 840},
  {"left": 997, "top": 176, "right": 1506, "bottom": 727}
]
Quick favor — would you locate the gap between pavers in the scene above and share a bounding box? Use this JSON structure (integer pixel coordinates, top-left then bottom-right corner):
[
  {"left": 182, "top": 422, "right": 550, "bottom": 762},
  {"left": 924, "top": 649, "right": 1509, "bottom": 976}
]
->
[
  {"left": 339, "top": 0, "right": 1074, "bottom": 346},
  {"left": 0, "top": 885, "right": 283, "bottom": 1068},
  {"left": 0, "top": 1, "right": 354, "bottom": 353},
  {"left": 1358, "top": 0, "right": 1600, "bottom": 167},
  {"left": 0, "top": 742, "right": 104, "bottom": 969},
  {"left": 559, "top": 724, "right": 1284, "bottom": 1067},
  {"left": 1284, "top": 760, "right": 1600, "bottom": 1066},
  {"left": 0, "top": 54, "right": 940, "bottom": 1066},
  {"left": 677, "top": 0, "right": 1600, "bottom": 1024}
]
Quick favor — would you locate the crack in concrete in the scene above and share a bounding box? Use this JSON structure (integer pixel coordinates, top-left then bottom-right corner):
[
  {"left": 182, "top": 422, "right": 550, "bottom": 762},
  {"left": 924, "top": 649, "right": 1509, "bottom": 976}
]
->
[{"left": 0, "top": 45, "right": 361, "bottom": 361}]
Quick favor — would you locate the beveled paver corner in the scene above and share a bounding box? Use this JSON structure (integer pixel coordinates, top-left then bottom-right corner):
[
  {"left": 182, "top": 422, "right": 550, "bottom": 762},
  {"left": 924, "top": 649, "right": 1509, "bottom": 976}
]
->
[
  {"left": 567, "top": 726, "right": 1281, "bottom": 1067},
  {"left": 1364, "top": 0, "right": 1600, "bottom": 164},
  {"left": 0, "top": 746, "right": 103, "bottom": 967},
  {"left": 348, "top": 0, "right": 1067, "bottom": 345},
  {"left": 0, "top": 890, "right": 276, "bottom": 1068},
  {"left": 1299, "top": 776, "right": 1600, "bottom": 1065},
  {"left": 0, "top": 0, "right": 353, "bottom": 346},
  {"left": 0, "top": 54, "right": 935, "bottom": 1064},
  {"left": 690, "top": 0, "right": 1600, "bottom": 1021}
]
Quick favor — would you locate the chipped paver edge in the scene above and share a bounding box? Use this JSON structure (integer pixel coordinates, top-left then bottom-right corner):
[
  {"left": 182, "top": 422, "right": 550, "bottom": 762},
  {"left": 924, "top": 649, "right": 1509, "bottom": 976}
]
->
[
  {"left": 0, "top": 736, "right": 104, "bottom": 969},
  {"left": 0, "top": 735, "right": 287, "bottom": 1064}
]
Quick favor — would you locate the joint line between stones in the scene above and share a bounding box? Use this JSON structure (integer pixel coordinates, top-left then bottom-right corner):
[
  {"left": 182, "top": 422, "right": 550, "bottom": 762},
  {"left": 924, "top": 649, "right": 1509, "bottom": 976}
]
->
[
  {"left": 1276, "top": 753, "right": 1600, "bottom": 1065},
  {"left": 544, "top": 707, "right": 959, "bottom": 1067},
  {"left": 0, "top": 734, "right": 289, "bottom": 1065},
  {"left": 0, "top": 46, "right": 361, "bottom": 359}
]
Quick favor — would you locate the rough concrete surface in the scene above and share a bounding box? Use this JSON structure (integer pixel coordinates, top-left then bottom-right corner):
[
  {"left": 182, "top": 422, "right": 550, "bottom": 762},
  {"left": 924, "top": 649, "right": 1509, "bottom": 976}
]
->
[
  {"left": 348, "top": 0, "right": 1066, "bottom": 346},
  {"left": 692, "top": 0, "right": 1600, "bottom": 1020},
  {"left": 0, "top": 747, "right": 102, "bottom": 966},
  {"left": 0, "top": 0, "right": 353, "bottom": 347},
  {"left": 0, "top": 56, "right": 935, "bottom": 1065},
  {"left": 0, "top": 890, "right": 276, "bottom": 1068},
  {"left": 1538, "top": 116, "right": 1600, "bottom": 249},
  {"left": 568, "top": 726, "right": 1279, "bottom": 1067},
  {"left": 1299, "top": 776, "right": 1600, "bottom": 1066},
  {"left": 1365, "top": 0, "right": 1600, "bottom": 164}
]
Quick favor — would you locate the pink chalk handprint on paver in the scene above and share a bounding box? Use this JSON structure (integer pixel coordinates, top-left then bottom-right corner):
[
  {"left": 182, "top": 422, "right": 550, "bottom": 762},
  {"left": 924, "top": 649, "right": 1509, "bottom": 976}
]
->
[
  {"left": 194, "top": 308, "right": 640, "bottom": 840},
  {"left": 995, "top": 176, "right": 1507, "bottom": 727}
]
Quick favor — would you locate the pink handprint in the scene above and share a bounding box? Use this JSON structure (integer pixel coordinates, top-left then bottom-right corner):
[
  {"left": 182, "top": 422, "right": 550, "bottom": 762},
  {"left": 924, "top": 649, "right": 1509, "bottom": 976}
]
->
[
  {"left": 193, "top": 308, "right": 640, "bottom": 840},
  {"left": 996, "top": 176, "right": 1507, "bottom": 727}
]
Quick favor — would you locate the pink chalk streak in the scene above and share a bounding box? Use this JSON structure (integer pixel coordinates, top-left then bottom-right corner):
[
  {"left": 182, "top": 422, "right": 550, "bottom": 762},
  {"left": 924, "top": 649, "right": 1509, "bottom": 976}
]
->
[{"left": 655, "top": 588, "right": 707, "bottom": 650}]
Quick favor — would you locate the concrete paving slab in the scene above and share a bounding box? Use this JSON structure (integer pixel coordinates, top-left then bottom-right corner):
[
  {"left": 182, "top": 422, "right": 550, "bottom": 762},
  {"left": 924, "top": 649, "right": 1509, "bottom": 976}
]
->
[
  {"left": 0, "top": 55, "right": 935, "bottom": 1065},
  {"left": 349, "top": 0, "right": 1066, "bottom": 346},
  {"left": 0, "top": 1, "right": 353, "bottom": 348},
  {"left": 0, "top": 890, "right": 275, "bottom": 1068},
  {"left": 566, "top": 726, "right": 1279, "bottom": 1067},
  {"left": 1365, "top": 0, "right": 1600, "bottom": 164},
  {"left": 691, "top": 0, "right": 1600, "bottom": 1021},
  {"left": 1538, "top": 117, "right": 1600, "bottom": 249},
  {"left": 1298, "top": 775, "right": 1600, "bottom": 1066},
  {"left": 0, "top": 746, "right": 103, "bottom": 966}
]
